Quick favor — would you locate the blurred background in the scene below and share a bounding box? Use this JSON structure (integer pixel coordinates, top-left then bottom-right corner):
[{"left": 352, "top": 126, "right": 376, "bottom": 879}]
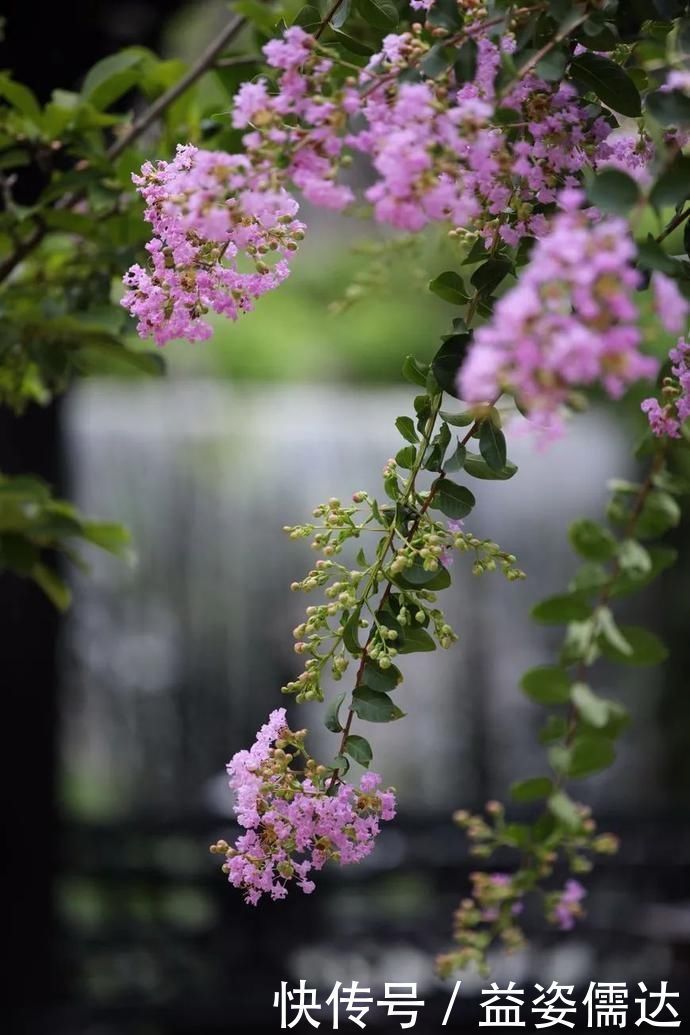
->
[{"left": 2, "top": 2, "right": 690, "bottom": 1033}]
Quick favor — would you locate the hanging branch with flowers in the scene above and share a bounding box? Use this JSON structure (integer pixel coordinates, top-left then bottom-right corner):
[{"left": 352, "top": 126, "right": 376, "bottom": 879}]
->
[{"left": 3, "top": 0, "right": 690, "bottom": 975}]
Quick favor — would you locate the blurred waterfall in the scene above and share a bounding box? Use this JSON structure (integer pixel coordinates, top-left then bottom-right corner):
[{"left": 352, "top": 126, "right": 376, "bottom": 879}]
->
[{"left": 61, "top": 380, "right": 664, "bottom": 821}]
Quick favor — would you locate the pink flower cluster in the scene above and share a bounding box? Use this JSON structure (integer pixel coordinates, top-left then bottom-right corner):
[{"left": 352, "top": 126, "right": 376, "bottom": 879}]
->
[
  {"left": 215, "top": 708, "right": 396, "bottom": 904},
  {"left": 231, "top": 25, "right": 619, "bottom": 243},
  {"left": 552, "top": 879, "right": 586, "bottom": 931},
  {"left": 233, "top": 27, "right": 355, "bottom": 212},
  {"left": 122, "top": 144, "right": 305, "bottom": 345},
  {"left": 642, "top": 337, "right": 690, "bottom": 438},
  {"left": 458, "top": 191, "right": 658, "bottom": 431}
]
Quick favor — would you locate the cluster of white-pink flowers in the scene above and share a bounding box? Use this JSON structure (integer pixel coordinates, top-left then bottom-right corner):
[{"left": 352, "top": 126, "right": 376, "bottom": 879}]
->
[
  {"left": 122, "top": 145, "right": 305, "bottom": 345},
  {"left": 458, "top": 190, "right": 669, "bottom": 432},
  {"left": 210, "top": 708, "right": 395, "bottom": 905}
]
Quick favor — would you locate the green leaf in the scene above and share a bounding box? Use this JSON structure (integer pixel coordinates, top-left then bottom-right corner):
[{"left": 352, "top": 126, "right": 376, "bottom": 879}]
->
[
  {"left": 597, "top": 607, "right": 633, "bottom": 656},
  {"left": 334, "top": 31, "right": 375, "bottom": 57},
  {"left": 539, "top": 714, "right": 568, "bottom": 744},
  {"left": 395, "top": 416, "right": 418, "bottom": 444},
  {"left": 587, "top": 168, "right": 640, "bottom": 215},
  {"left": 431, "top": 478, "right": 476, "bottom": 519},
  {"left": 569, "top": 53, "right": 641, "bottom": 117},
  {"left": 440, "top": 409, "right": 474, "bottom": 427},
  {"left": 445, "top": 442, "right": 467, "bottom": 472},
  {"left": 343, "top": 612, "right": 362, "bottom": 655},
  {"left": 428, "top": 271, "right": 469, "bottom": 305},
  {"left": 636, "top": 235, "right": 682, "bottom": 275},
  {"left": 0, "top": 73, "right": 42, "bottom": 123},
  {"left": 81, "top": 521, "right": 131, "bottom": 556},
  {"left": 617, "top": 538, "right": 651, "bottom": 578},
  {"left": 478, "top": 421, "right": 507, "bottom": 472},
  {"left": 402, "top": 355, "right": 428, "bottom": 387},
  {"left": 531, "top": 593, "right": 592, "bottom": 624},
  {"left": 510, "top": 776, "right": 553, "bottom": 803},
  {"left": 352, "top": 687, "right": 405, "bottom": 723},
  {"left": 360, "top": 660, "right": 402, "bottom": 693},
  {"left": 234, "top": 0, "right": 280, "bottom": 31},
  {"left": 294, "top": 4, "right": 322, "bottom": 29},
  {"left": 463, "top": 451, "right": 518, "bottom": 480},
  {"left": 81, "top": 50, "right": 144, "bottom": 110},
  {"left": 470, "top": 258, "right": 513, "bottom": 295},
  {"left": 569, "top": 518, "right": 616, "bottom": 561},
  {"left": 647, "top": 88, "right": 690, "bottom": 127},
  {"left": 599, "top": 625, "right": 668, "bottom": 666},
  {"left": 344, "top": 734, "right": 372, "bottom": 767},
  {"left": 355, "top": 0, "right": 398, "bottom": 29},
  {"left": 521, "top": 665, "right": 571, "bottom": 705},
  {"left": 548, "top": 791, "right": 581, "bottom": 831},
  {"left": 454, "top": 37, "right": 478, "bottom": 83},
  {"left": 432, "top": 334, "right": 470, "bottom": 396},
  {"left": 32, "top": 563, "right": 72, "bottom": 611},
  {"left": 610, "top": 544, "right": 678, "bottom": 598},
  {"left": 569, "top": 734, "right": 615, "bottom": 778},
  {"left": 570, "top": 683, "right": 609, "bottom": 728},
  {"left": 650, "top": 155, "right": 690, "bottom": 210},
  {"left": 396, "top": 446, "right": 416, "bottom": 469},
  {"left": 397, "top": 626, "right": 436, "bottom": 654},
  {"left": 636, "top": 490, "right": 681, "bottom": 539},
  {"left": 325, "top": 691, "right": 347, "bottom": 733}
]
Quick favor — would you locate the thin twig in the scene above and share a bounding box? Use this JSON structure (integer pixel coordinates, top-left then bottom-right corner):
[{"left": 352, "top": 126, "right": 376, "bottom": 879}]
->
[{"left": 0, "top": 14, "right": 248, "bottom": 284}]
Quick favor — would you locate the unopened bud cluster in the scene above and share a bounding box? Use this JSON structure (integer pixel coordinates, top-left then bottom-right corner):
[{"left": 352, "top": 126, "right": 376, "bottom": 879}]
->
[{"left": 441, "top": 800, "right": 620, "bottom": 972}]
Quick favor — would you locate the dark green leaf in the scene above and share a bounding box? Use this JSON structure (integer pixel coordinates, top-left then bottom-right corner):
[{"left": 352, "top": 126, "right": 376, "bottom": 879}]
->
[
  {"left": 650, "top": 155, "right": 690, "bottom": 209},
  {"left": 599, "top": 625, "right": 668, "bottom": 666},
  {"left": 402, "top": 355, "right": 428, "bottom": 387},
  {"left": 588, "top": 168, "right": 640, "bottom": 215},
  {"left": 647, "top": 88, "right": 690, "bottom": 127},
  {"left": 325, "top": 691, "right": 347, "bottom": 733},
  {"left": 360, "top": 660, "right": 402, "bottom": 693},
  {"left": 470, "top": 258, "right": 513, "bottom": 294},
  {"left": 397, "top": 626, "right": 436, "bottom": 654},
  {"left": 510, "top": 776, "right": 553, "bottom": 803},
  {"left": 428, "top": 271, "right": 469, "bottom": 305},
  {"left": 431, "top": 477, "right": 476, "bottom": 519},
  {"left": 395, "top": 416, "right": 418, "bottom": 444},
  {"left": 478, "top": 421, "right": 507, "bottom": 472},
  {"left": 432, "top": 334, "right": 470, "bottom": 396},
  {"left": 344, "top": 734, "right": 372, "bottom": 767},
  {"left": 569, "top": 518, "right": 616, "bottom": 561},
  {"left": 531, "top": 593, "right": 592, "bottom": 624},
  {"left": 569, "top": 53, "right": 641, "bottom": 117},
  {"left": 463, "top": 451, "right": 518, "bottom": 480},
  {"left": 396, "top": 446, "right": 416, "bottom": 469},
  {"left": 355, "top": 0, "right": 398, "bottom": 29},
  {"left": 352, "top": 687, "right": 405, "bottom": 722},
  {"left": 521, "top": 665, "right": 571, "bottom": 705},
  {"left": 569, "top": 734, "right": 615, "bottom": 778}
]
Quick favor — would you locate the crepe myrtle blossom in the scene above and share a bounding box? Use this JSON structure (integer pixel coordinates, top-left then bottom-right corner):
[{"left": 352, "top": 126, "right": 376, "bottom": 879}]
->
[
  {"left": 210, "top": 708, "right": 396, "bottom": 904},
  {"left": 552, "top": 879, "right": 586, "bottom": 931},
  {"left": 123, "top": 21, "right": 656, "bottom": 348},
  {"left": 122, "top": 145, "right": 305, "bottom": 345},
  {"left": 642, "top": 337, "right": 690, "bottom": 439},
  {"left": 650, "top": 272, "right": 689, "bottom": 334},
  {"left": 458, "top": 190, "right": 658, "bottom": 433}
]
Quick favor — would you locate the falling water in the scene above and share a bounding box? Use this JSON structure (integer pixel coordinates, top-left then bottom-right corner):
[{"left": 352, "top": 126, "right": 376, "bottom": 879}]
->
[{"left": 61, "top": 379, "right": 663, "bottom": 822}]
